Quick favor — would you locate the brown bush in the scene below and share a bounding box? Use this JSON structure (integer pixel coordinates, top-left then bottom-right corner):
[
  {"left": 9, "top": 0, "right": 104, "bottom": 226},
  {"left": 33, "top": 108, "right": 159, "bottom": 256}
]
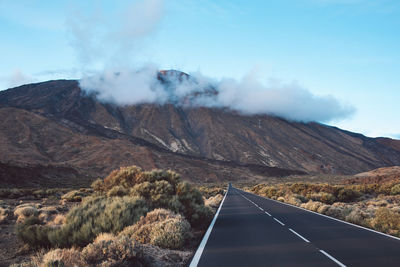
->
[
  {"left": 82, "top": 233, "right": 142, "bottom": 266},
  {"left": 119, "top": 208, "right": 191, "bottom": 250},
  {"left": 14, "top": 205, "right": 39, "bottom": 223},
  {"left": 310, "top": 192, "right": 336, "bottom": 204},
  {"left": 370, "top": 208, "right": 400, "bottom": 235},
  {"left": 204, "top": 194, "right": 224, "bottom": 209},
  {"left": 41, "top": 248, "right": 86, "bottom": 267}
]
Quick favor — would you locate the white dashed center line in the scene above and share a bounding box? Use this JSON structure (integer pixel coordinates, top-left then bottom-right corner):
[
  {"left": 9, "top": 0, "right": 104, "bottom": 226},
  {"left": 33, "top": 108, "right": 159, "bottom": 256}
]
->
[
  {"left": 289, "top": 228, "right": 310, "bottom": 243},
  {"left": 238, "top": 190, "right": 347, "bottom": 267},
  {"left": 273, "top": 218, "right": 285, "bottom": 226},
  {"left": 319, "top": 250, "right": 347, "bottom": 267}
]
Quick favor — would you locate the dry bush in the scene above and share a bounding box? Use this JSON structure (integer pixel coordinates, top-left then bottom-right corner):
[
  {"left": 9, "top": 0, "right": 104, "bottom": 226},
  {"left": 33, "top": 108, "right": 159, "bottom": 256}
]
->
[
  {"left": 344, "top": 207, "right": 370, "bottom": 226},
  {"left": 41, "top": 248, "right": 86, "bottom": 267},
  {"left": 277, "top": 196, "right": 285, "bottom": 202},
  {"left": 51, "top": 214, "right": 66, "bottom": 226},
  {"left": 82, "top": 234, "right": 142, "bottom": 266},
  {"left": 14, "top": 205, "right": 39, "bottom": 223},
  {"left": 317, "top": 204, "right": 330, "bottom": 214},
  {"left": 0, "top": 206, "right": 11, "bottom": 224},
  {"left": 302, "top": 200, "right": 323, "bottom": 212},
  {"left": 61, "top": 189, "right": 90, "bottom": 202},
  {"left": 197, "top": 186, "right": 225, "bottom": 198},
  {"left": 370, "top": 208, "right": 400, "bottom": 235},
  {"left": 310, "top": 192, "right": 336, "bottom": 204},
  {"left": 120, "top": 208, "right": 191, "bottom": 250},
  {"left": 150, "top": 218, "right": 191, "bottom": 249},
  {"left": 204, "top": 194, "right": 223, "bottom": 209}
]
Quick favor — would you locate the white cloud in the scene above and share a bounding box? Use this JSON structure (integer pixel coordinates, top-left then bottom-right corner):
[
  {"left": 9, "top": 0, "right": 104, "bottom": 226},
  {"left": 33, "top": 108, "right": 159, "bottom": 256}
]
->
[
  {"left": 81, "top": 68, "right": 355, "bottom": 123},
  {"left": 67, "top": 0, "right": 164, "bottom": 67},
  {"left": 2, "top": 69, "right": 35, "bottom": 88}
]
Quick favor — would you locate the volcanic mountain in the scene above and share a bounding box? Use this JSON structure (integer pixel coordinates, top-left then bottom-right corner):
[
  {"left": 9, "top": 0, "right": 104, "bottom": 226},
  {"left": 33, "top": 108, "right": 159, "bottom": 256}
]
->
[{"left": 1, "top": 70, "right": 400, "bottom": 186}]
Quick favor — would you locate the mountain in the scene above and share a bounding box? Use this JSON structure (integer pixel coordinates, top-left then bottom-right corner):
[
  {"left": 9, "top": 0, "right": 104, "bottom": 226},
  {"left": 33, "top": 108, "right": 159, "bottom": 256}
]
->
[{"left": 1, "top": 72, "right": 400, "bottom": 186}]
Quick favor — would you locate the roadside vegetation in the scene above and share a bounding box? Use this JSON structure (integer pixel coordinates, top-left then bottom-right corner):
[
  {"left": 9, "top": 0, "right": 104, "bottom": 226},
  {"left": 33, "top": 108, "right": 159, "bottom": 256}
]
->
[
  {"left": 243, "top": 180, "right": 400, "bottom": 237},
  {"left": 2, "top": 166, "right": 225, "bottom": 267}
]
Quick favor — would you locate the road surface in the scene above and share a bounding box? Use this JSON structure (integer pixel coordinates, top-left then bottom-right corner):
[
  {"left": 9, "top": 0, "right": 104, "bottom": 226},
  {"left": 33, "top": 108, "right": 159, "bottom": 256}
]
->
[{"left": 190, "top": 185, "right": 400, "bottom": 267}]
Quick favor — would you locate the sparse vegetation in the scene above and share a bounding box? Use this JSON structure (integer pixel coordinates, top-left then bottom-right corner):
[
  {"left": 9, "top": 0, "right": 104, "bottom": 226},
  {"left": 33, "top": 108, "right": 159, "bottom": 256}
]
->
[
  {"left": 244, "top": 181, "right": 400, "bottom": 237},
  {"left": 10, "top": 166, "right": 215, "bottom": 266}
]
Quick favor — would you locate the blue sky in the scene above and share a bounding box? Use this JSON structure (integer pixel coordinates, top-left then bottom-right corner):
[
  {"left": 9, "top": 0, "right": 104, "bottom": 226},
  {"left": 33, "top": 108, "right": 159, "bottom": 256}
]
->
[{"left": 0, "top": 0, "right": 399, "bottom": 138}]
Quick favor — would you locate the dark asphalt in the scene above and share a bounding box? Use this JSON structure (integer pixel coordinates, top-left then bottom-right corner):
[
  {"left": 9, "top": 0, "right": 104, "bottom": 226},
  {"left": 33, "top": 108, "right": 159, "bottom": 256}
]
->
[{"left": 194, "top": 185, "right": 400, "bottom": 267}]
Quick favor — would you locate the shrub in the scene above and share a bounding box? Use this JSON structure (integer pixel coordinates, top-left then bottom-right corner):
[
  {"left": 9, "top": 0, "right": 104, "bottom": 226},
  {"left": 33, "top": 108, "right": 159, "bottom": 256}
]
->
[
  {"left": 101, "top": 166, "right": 212, "bottom": 228},
  {"left": 0, "top": 206, "right": 11, "bottom": 224},
  {"left": 119, "top": 209, "right": 191, "bottom": 250},
  {"left": 175, "top": 182, "right": 212, "bottom": 227},
  {"left": 91, "top": 178, "right": 104, "bottom": 192},
  {"left": 310, "top": 192, "right": 336, "bottom": 204},
  {"left": 197, "top": 186, "right": 225, "bottom": 198},
  {"left": 344, "top": 207, "right": 369, "bottom": 226},
  {"left": 16, "top": 217, "right": 51, "bottom": 248},
  {"left": 390, "top": 184, "right": 400, "bottom": 195},
  {"left": 14, "top": 205, "right": 39, "bottom": 223},
  {"left": 82, "top": 234, "right": 142, "bottom": 265},
  {"left": 103, "top": 166, "right": 144, "bottom": 190},
  {"left": 302, "top": 200, "right": 323, "bottom": 212},
  {"left": 41, "top": 248, "right": 86, "bottom": 267},
  {"left": 61, "top": 190, "right": 83, "bottom": 202},
  {"left": 337, "top": 187, "right": 360, "bottom": 202},
  {"left": 370, "top": 208, "right": 400, "bottom": 234},
  {"left": 107, "top": 185, "right": 128, "bottom": 197},
  {"left": 131, "top": 180, "right": 174, "bottom": 208},
  {"left": 48, "top": 196, "right": 148, "bottom": 247},
  {"left": 150, "top": 217, "right": 191, "bottom": 249},
  {"left": 204, "top": 194, "right": 223, "bottom": 209}
]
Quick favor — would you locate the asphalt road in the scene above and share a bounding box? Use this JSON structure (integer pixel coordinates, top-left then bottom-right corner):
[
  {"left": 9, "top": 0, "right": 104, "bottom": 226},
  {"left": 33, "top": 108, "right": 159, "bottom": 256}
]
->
[{"left": 191, "top": 185, "right": 400, "bottom": 267}]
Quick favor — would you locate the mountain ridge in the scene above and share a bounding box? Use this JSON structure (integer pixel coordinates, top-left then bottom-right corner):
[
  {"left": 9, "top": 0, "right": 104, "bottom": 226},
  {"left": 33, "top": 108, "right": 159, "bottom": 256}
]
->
[{"left": 1, "top": 77, "right": 400, "bottom": 186}]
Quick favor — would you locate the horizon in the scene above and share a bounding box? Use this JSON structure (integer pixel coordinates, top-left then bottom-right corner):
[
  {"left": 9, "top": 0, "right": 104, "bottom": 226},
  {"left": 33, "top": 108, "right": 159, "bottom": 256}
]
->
[{"left": 0, "top": 0, "right": 399, "bottom": 138}]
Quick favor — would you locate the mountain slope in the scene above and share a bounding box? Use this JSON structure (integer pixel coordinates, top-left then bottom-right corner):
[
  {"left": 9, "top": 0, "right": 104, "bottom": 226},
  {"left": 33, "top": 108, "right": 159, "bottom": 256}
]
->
[{"left": 1, "top": 77, "right": 400, "bottom": 186}]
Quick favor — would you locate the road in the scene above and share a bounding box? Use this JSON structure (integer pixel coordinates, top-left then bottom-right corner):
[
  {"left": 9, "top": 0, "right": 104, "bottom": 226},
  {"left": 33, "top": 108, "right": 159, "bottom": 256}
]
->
[{"left": 190, "top": 185, "right": 400, "bottom": 267}]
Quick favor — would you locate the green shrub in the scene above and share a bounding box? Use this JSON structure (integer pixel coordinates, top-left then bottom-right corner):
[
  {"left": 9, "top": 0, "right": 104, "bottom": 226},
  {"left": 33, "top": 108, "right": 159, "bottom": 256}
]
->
[
  {"left": 61, "top": 190, "right": 83, "bottom": 202},
  {"left": 16, "top": 217, "right": 51, "bottom": 248},
  {"left": 102, "top": 166, "right": 212, "bottom": 228},
  {"left": 107, "top": 185, "right": 128, "bottom": 197},
  {"left": 310, "top": 192, "right": 336, "bottom": 204},
  {"left": 390, "top": 184, "right": 400, "bottom": 195},
  {"left": 336, "top": 187, "right": 360, "bottom": 202},
  {"left": 175, "top": 182, "right": 212, "bottom": 227},
  {"left": 48, "top": 196, "right": 148, "bottom": 247}
]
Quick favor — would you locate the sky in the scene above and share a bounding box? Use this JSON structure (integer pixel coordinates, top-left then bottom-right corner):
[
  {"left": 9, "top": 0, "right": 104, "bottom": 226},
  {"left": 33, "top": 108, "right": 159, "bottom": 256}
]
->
[{"left": 0, "top": 0, "right": 399, "bottom": 139}]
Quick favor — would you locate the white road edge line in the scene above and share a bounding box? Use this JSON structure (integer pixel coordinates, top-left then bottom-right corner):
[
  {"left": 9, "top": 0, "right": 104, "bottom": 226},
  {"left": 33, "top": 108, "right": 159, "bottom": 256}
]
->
[
  {"left": 189, "top": 187, "right": 228, "bottom": 267},
  {"left": 265, "top": 211, "right": 272, "bottom": 216},
  {"left": 289, "top": 228, "right": 310, "bottom": 243},
  {"left": 319, "top": 250, "right": 346, "bottom": 267},
  {"left": 236, "top": 188, "right": 400, "bottom": 241},
  {"left": 273, "top": 218, "right": 285, "bottom": 226}
]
